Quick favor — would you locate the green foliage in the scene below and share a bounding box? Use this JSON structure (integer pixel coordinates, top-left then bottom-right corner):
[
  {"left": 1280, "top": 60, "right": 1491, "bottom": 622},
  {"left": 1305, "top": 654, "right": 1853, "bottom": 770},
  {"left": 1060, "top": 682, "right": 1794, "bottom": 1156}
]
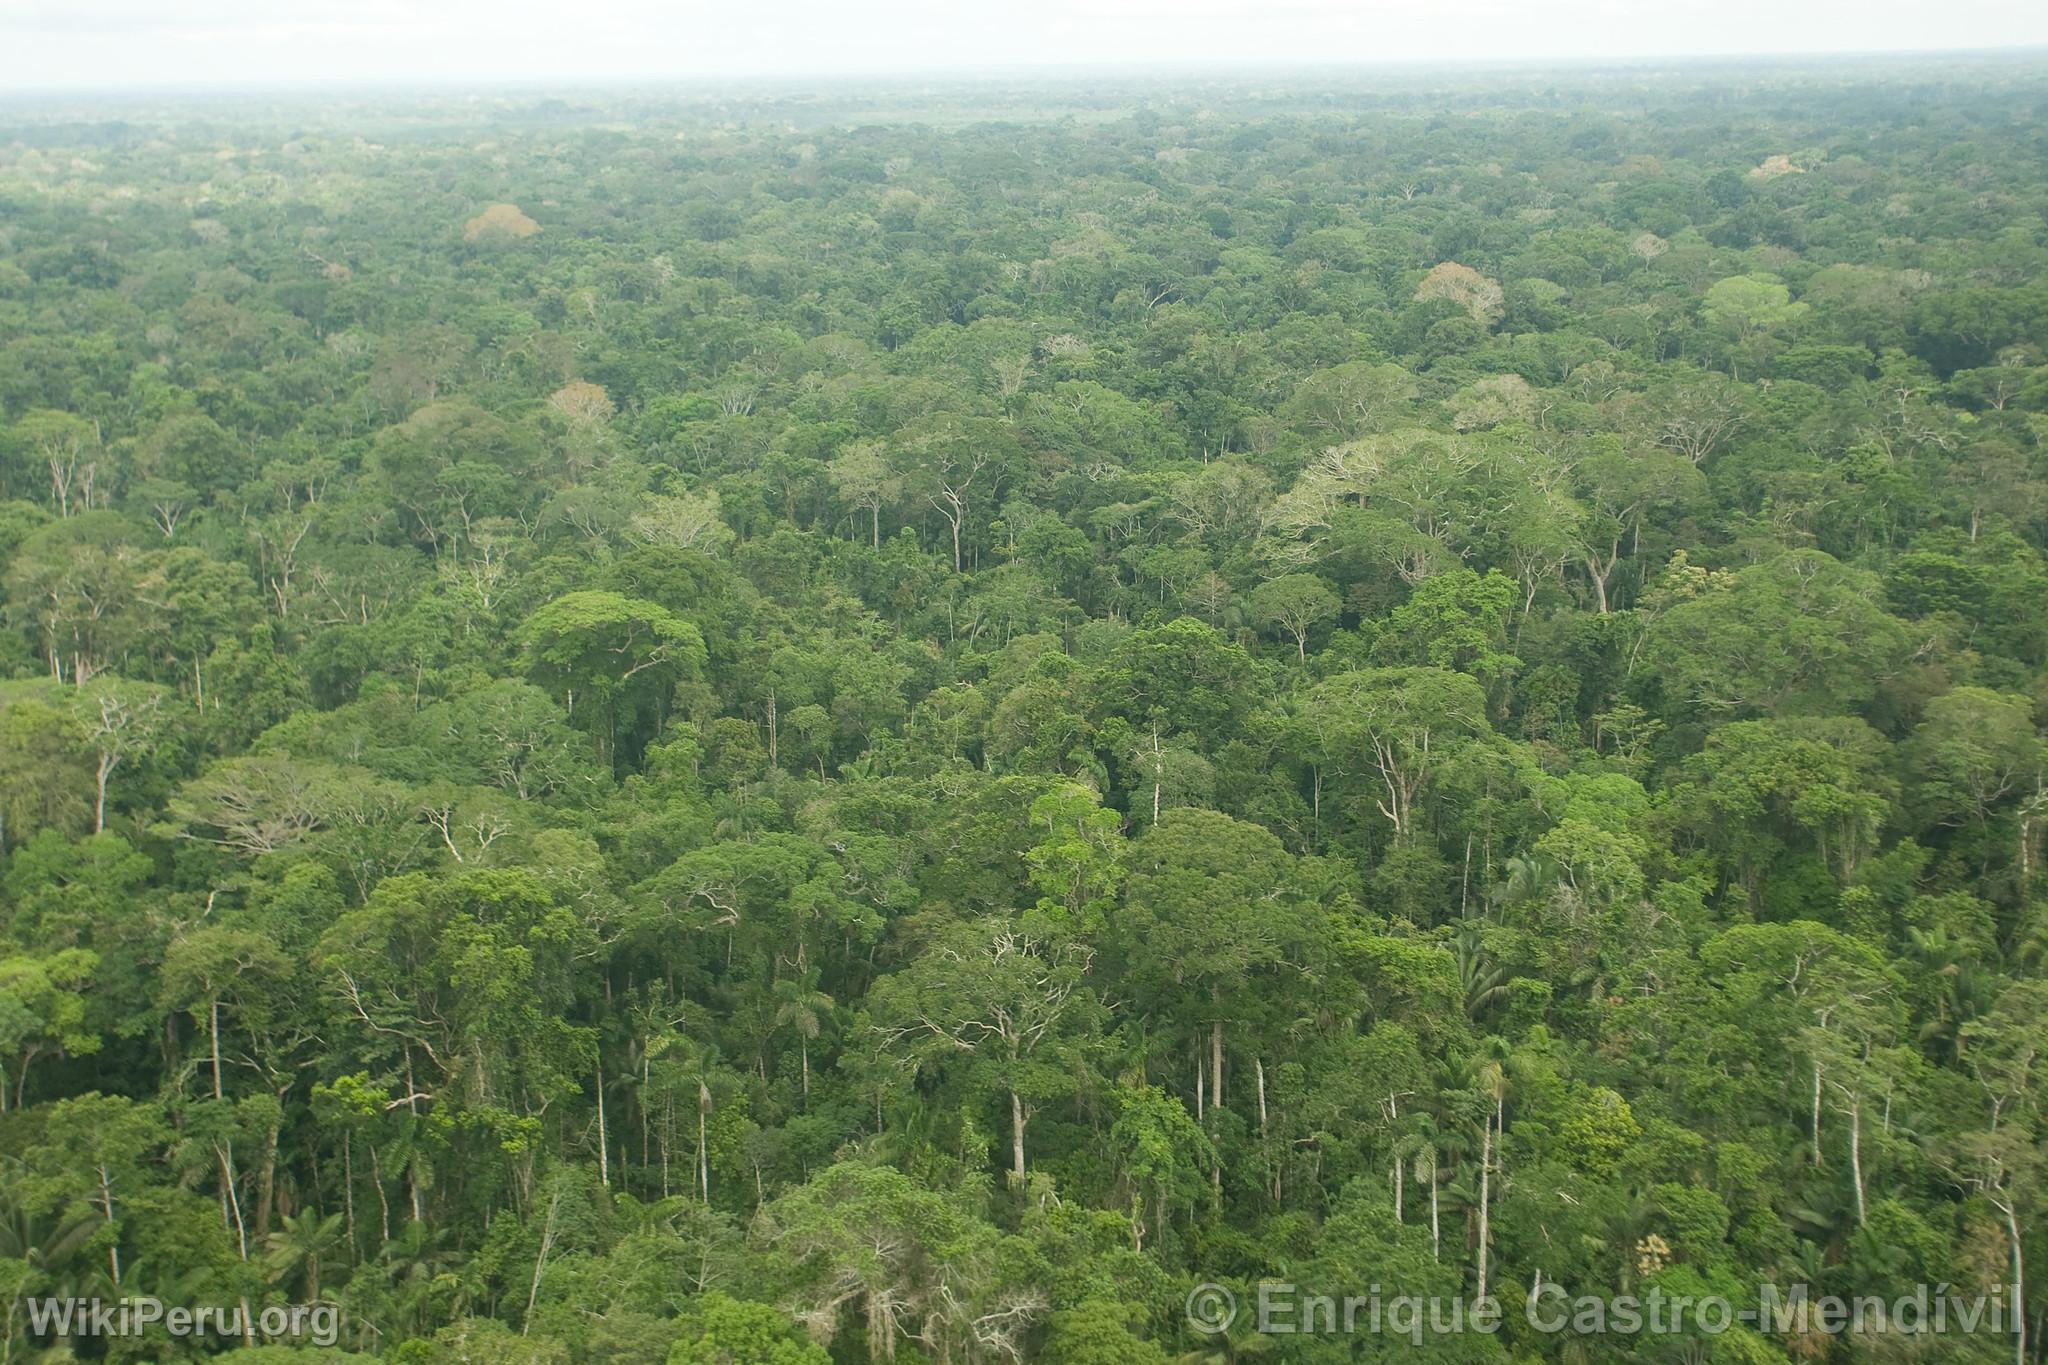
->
[
  {"left": 665, "top": 1293, "right": 828, "bottom": 1365},
  {"left": 1, "top": 63, "right": 2046, "bottom": 1365}
]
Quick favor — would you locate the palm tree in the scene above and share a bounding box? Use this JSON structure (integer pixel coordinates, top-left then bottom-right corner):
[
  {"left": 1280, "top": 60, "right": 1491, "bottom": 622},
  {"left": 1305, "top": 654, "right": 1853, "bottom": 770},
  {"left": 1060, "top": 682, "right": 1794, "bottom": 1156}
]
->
[
  {"left": 0, "top": 1192, "right": 96, "bottom": 1276},
  {"left": 772, "top": 973, "right": 834, "bottom": 1105},
  {"left": 1406, "top": 1111, "right": 1449, "bottom": 1261},
  {"left": 2016, "top": 902, "right": 2047, "bottom": 971},
  {"left": 1601, "top": 1181, "right": 1660, "bottom": 1291},
  {"left": 1496, "top": 852, "right": 1559, "bottom": 906},
  {"left": 1467, "top": 1038, "right": 1515, "bottom": 1303},
  {"left": 374, "top": 1219, "right": 466, "bottom": 1342},
  {"left": 0, "top": 1192, "right": 96, "bottom": 1363},
  {"left": 264, "top": 1208, "right": 345, "bottom": 1300},
  {"left": 661, "top": 1038, "right": 738, "bottom": 1205},
  {"left": 1173, "top": 1304, "right": 1277, "bottom": 1365},
  {"left": 1455, "top": 919, "right": 1513, "bottom": 1023},
  {"left": 1906, "top": 925, "right": 1995, "bottom": 1063}
]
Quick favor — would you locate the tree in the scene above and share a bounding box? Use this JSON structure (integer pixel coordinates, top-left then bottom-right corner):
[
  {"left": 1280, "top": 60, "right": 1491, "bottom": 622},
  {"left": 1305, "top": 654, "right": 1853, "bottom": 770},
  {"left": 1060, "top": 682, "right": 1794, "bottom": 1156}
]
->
[
  {"left": 163, "top": 755, "right": 351, "bottom": 858},
  {"left": 72, "top": 677, "right": 170, "bottom": 834},
  {"left": 10, "top": 410, "right": 101, "bottom": 518},
  {"left": 1908, "top": 687, "right": 2044, "bottom": 829},
  {"left": 1248, "top": 574, "right": 1339, "bottom": 661},
  {"left": 1301, "top": 667, "right": 1492, "bottom": 846},
  {"left": 465, "top": 203, "right": 542, "bottom": 243},
  {"left": 431, "top": 679, "right": 605, "bottom": 803},
  {"left": 1699, "top": 921, "right": 1902, "bottom": 1178},
  {"left": 3, "top": 513, "right": 146, "bottom": 684},
  {"left": 263, "top": 1208, "right": 345, "bottom": 1301},
  {"left": 1955, "top": 979, "right": 2048, "bottom": 1365},
  {"left": 629, "top": 489, "right": 733, "bottom": 554},
  {"left": 1648, "top": 372, "right": 1748, "bottom": 466},
  {"left": 829, "top": 441, "right": 903, "bottom": 548},
  {"left": 0, "top": 688, "right": 90, "bottom": 851},
  {"left": 1702, "top": 274, "right": 1809, "bottom": 377},
  {"left": 873, "top": 915, "right": 1098, "bottom": 1183},
  {"left": 316, "top": 870, "right": 596, "bottom": 1214},
  {"left": 368, "top": 402, "right": 538, "bottom": 551},
  {"left": 894, "top": 416, "right": 1024, "bottom": 574},
  {"left": 1415, "top": 262, "right": 1505, "bottom": 325},
  {"left": 666, "top": 1292, "right": 830, "bottom": 1365},
  {"left": 1374, "top": 568, "right": 1521, "bottom": 701},
  {"left": 1038, "top": 1299, "right": 1173, "bottom": 1365},
  {"left": 771, "top": 973, "right": 834, "bottom": 1105},
  {"left": 1260, "top": 430, "right": 1521, "bottom": 584},
  {"left": 158, "top": 927, "right": 294, "bottom": 1105},
  {"left": 20, "top": 1093, "right": 171, "bottom": 1288},
  {"left": 1702, "top": 273, "right": 1808, "bottom": 340},
  {"left": 1668, "top": 717, "right": 1896, "bottom": 896},
  {"left": 1571, "top": 444, "right": 1703, "bottom": 613},
  {"left": 1121, "top": 810, "right": 1310, "bottom": 1135},
  {"left": 1648, "top": 551, "right": 1908, "bottom": 716},
  {"left": 1281, "top": 361, "right": 1418, "bottom": 441},
  {"left": 517, "top": 592, "right": 706, "bottom": 766},
  {"left": 0, "top": 949, "right": 98, "bottom": 1112},
  {"left": 758, "top": 1163, "right": 1038, "bottom": 1364},
  {"left": 1094, "top": 617, "right": 1256, "bottom": 747},
  {"left": 1107, "top": 1084, "right": 1214, "bottom": 1253}
]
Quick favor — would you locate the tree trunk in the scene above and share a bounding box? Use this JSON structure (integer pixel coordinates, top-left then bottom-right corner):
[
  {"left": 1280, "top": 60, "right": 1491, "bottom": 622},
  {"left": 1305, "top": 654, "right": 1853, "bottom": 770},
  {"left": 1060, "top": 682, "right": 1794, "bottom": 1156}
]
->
[
  {"left": 210, "top": 999, "right": 223, "bottom": 1100},
  {"left": 404, "top": 1049, "right": 425, "bottom": 1222},
  {"left": 697, "top": 1083, "right": 711, "bottom": 1204},
  {"left": 660, "top": 1098, "right": 672, "bottom": 1198},
  {"left": 1011, "top": 1090, "right": 1028, "bottom": 1184},
  {"left": 522, "top": 1192, "right": 560, "bottom": 1336},
  {"left": 2020, "top": 792, "right": 2040, "bottom": 903},
  {"left": 97, "top": 1164, "right": 122, "bottom": 1286},
  {"left": 1847, "top": 1098, "right": 1864, "bottom": 1226},
  {"left": 1256, "top": 1057, "right": 1274, "bottom": 1202},
  {"left": 1811, "top": 1063, "right": 1823, "bottom": 1167},
  {"left": 219, "top": 1140, "right": 248, "bottom": 1260},
  {"left": 2003, "top": 1199, "right": 2026, "bottom": 1365},
  {"left": 368, "top": 1141, "right": 391, "bottom": 1245},
  {"left": 595, "top": 1058, "right": 609, "bottom": 1188},
  {"left": 1210, "top": 1001, "right": 1224, "bottom": 1110},
  {"left": 342, "top": 1132, "right": 358, "bottom": 1263},
  {"left": 255, "top": 1119, "right": 279, "bottom": 1237},
  {"left": 1476, "top": 1112, "right": 1492, "bottom": 1303},
  {"left": 1429, "top": 1152, "right": 1440, "bottom": 1261},
  {"left": 95, "top": 754, "right": 113, "bottom": 834},
  {"left": 1390, "top": 1093, "right": 1402, "bottom": 1222}
]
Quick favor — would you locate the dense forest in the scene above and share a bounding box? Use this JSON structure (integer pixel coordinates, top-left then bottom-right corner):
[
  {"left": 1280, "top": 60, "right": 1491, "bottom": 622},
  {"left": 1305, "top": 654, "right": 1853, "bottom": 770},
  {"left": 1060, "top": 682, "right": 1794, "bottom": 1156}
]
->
[{"left": 3, "top": 56, "right": 2048, "bottom": 1364}]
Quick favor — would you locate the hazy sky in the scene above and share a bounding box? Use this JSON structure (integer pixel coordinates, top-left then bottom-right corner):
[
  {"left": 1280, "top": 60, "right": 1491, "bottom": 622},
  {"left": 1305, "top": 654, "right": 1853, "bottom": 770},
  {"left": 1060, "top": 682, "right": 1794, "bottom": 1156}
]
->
[{"left": 3, "top": 0, "right": 2044, "bottom": 91}]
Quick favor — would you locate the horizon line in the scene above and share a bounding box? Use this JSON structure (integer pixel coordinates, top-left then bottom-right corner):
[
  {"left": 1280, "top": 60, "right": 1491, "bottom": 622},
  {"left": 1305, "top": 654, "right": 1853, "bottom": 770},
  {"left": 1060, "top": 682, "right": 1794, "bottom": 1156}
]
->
[{"left": 5, "top": 43, "right": 2048, "bottom": 102}]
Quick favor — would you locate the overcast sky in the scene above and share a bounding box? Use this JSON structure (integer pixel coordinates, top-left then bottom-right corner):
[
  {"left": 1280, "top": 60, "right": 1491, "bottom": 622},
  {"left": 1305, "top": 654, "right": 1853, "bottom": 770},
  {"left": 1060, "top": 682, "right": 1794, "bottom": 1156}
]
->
[{"left": 2, "top": 0, "right": 2044, "bottom": 91}]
